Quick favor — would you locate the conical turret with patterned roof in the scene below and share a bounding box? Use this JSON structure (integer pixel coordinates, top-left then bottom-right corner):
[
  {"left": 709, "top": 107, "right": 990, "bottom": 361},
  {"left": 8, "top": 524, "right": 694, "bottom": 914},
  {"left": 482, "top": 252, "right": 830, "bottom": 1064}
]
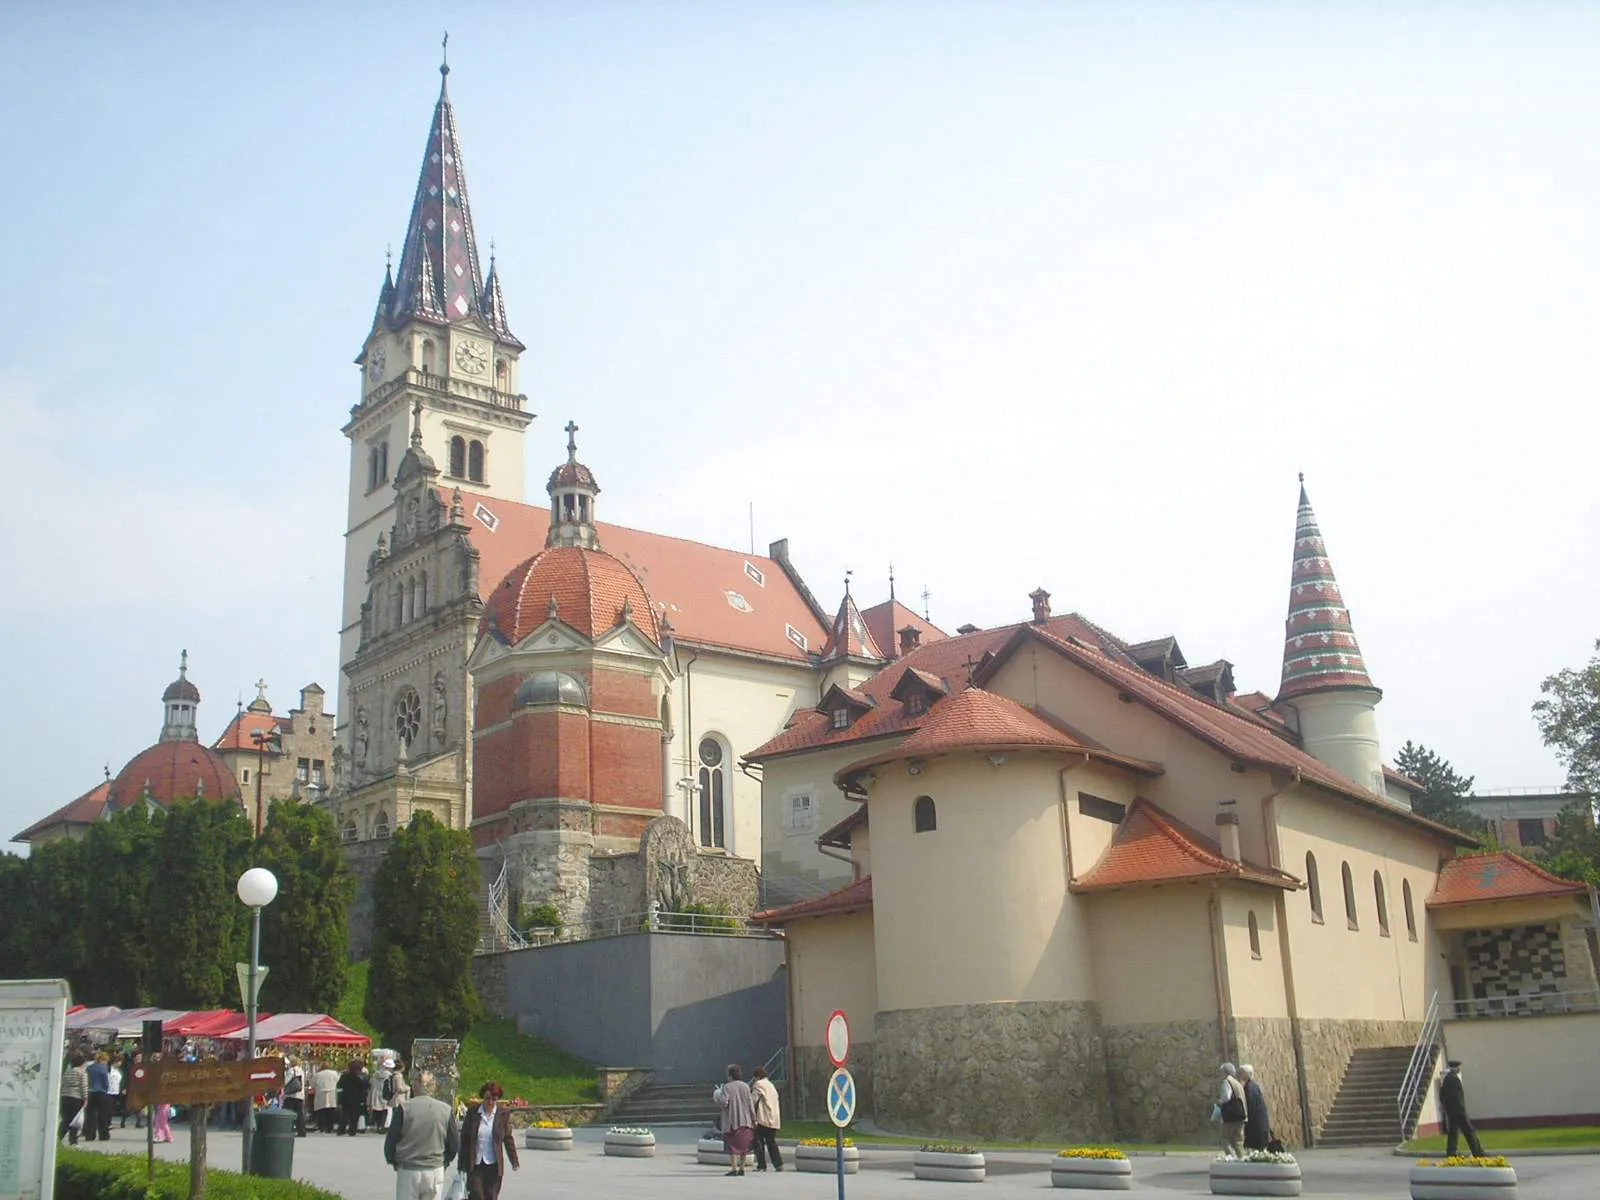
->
[{"left": 1276, "top": 476, "right": 1378, "bottom": 702}]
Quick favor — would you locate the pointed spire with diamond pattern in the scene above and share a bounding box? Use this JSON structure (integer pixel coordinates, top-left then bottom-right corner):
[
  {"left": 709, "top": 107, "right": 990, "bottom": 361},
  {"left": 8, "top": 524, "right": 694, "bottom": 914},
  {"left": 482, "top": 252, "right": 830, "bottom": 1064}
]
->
[
  {"left": 389, "top": 57, "right": 486, "bottom": 327},
  {"left": 1276, "top": 476, "right": 1379, "bottom": 701}
]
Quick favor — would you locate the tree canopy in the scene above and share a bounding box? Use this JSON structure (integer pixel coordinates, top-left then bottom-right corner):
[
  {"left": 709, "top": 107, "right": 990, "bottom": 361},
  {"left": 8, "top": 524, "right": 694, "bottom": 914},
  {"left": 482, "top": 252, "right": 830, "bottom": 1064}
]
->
[
  {"left": 1393, "top": 741, "right": 1485, "bottom": 836},
  {"left": 255, "top": 801, "right": 355, "bottom": 1011},
  {"left": 1533, "top": 638, "right": 1600, "bottom": 798},
  {"left": 365, "top": 812, "right": 482, "bottom": 1055}
]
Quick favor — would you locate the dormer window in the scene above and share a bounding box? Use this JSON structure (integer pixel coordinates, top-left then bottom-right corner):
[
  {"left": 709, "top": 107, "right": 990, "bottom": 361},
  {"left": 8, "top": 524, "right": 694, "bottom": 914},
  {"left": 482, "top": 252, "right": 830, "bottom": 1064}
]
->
[
  {"left": 831, "top": 708, "right": 851, "bottom": 730},
  {"left": 906, "top": 692, "right": 927, "bottom": 716},
  {"left": 889, "top": 666, "right": 947, "bottom": 717}
]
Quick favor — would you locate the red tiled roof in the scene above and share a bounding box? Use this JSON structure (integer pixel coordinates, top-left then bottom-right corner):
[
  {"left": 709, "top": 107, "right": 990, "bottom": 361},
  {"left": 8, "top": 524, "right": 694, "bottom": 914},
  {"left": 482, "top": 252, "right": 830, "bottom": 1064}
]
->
[
  {"left": 753, "top": 876, "right": 873, "bottom": 924},
  {"left": 450, "top": 490, "right": 827, "bottom": 663},
  {"left": 817, "top": 805, "right": 866, "bottom": 849},
  {"left": 890, "top": 689, "right": 1081, "bottom": 757},
  {"left": 109, "top": 740, "right": 242, "bottom": 812},
  {"left": 212, "top": 710, "right": 290, "bottom": 753},
  {"left": 482, "top": 546, "right": 661, "bottom": 646},
  {"left": 820, "top": 592, "right": 886, "bottom": 662},
  {"left": 861, "top": 599, "right": 945, "bottom": 659},
  {"left": 1427, "top": 851, "right": 1587, "bottom": 908},
  {"left": 12, "top": 780, "right": 109, "bottom": 843},
  {"left": 745, "top": 613, "right": 1125, "bottom": 762},
  {"left": 987, "top": 626, "right": 1476, "bottom": 846},
  {"left": 1072, "top": 798, "right": 1300, "bottom": 893}
]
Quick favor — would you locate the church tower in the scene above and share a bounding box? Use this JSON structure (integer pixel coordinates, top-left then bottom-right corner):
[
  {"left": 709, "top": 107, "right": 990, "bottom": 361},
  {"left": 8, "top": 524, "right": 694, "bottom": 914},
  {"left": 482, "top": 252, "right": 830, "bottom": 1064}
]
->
[
  {"left": 1272, "top": 477, "right": 1389, "bottom": 800},
  {"left": 338, "top": 52, "right": 534, "bottom": 734}
]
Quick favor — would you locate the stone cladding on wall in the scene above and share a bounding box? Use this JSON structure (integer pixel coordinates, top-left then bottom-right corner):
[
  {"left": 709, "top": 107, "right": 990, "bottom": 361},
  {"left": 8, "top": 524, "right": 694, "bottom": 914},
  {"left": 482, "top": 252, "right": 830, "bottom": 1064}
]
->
[{"left": 1297, "top": 1018, "right": 1421, "bottom": 1139}]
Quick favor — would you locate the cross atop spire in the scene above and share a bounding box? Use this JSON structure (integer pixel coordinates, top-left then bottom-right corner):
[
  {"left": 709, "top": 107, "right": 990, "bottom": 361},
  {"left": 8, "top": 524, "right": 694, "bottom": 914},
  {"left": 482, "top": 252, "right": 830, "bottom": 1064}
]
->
[
  {"left": 1276, "top": 477, "right": 1378, "bottom": 702},
  {"left": 565, "top": 420, "right": 580, "bottom": 460}
]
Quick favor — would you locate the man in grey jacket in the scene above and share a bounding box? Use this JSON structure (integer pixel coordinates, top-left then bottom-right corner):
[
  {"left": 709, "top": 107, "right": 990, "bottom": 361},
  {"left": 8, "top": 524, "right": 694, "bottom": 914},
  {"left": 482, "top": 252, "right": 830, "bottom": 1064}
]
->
[{"left": 384, "top": 1071, "right": 460, "bottom": 1200}]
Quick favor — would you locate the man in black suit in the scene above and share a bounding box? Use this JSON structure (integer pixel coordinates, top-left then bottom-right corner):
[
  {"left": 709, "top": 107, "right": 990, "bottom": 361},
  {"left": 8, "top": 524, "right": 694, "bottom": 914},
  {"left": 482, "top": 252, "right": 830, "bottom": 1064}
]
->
[{"left": 1439, "top": 1059, "right": 1486, "bottom": 1157}]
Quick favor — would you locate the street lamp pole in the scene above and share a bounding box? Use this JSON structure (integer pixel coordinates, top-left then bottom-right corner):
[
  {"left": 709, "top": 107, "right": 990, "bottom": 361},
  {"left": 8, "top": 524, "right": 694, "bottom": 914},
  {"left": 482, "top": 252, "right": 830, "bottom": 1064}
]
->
[
  {"left": 236, "top": 867, "right": 278, "bottom": 1174},
  {"left": 250, "top": 727, "right": 281, "bottom": 837}
]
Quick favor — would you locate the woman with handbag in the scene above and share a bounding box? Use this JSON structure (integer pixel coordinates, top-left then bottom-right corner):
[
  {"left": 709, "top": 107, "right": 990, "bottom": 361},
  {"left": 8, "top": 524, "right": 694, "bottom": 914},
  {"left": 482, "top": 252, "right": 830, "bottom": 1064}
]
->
[
  {"left": 457, "top": 1082, "right": 519, "bottom": 1200},
  {"left": 1215, "top": 1062, "right": 1248, "bottom": 1159}
]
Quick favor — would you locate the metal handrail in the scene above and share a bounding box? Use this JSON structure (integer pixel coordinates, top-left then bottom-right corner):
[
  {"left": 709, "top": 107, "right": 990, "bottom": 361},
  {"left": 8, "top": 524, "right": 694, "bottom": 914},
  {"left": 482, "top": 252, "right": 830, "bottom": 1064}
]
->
[
  {"left": 1444, "top": 987, "right": 1600, "bottom": 1020},
  {"left": 475, "top": 906, "right": 779, "bottom": 954},
  {"left": 761, "top": 1044, "right": 788, "bottom": 1086},
  {"left": 485, "top": 862, "right": 529, "bottom": 953},
  {"left": 1396, "top": 991, "right": 1441, "bottom": 1139}
]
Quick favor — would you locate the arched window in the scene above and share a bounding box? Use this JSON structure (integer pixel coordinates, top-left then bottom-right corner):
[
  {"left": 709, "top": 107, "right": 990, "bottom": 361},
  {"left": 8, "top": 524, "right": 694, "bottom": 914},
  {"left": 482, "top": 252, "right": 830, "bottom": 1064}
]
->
[
  {"left": 421, "top": 339, "right": 436, "bottom": 373},
  {"left": 342, "top": 817, "right": 359, "bottom": 843},
  {"left": 1306, "top": 852, "right": 1323, "bottom": 923},
  {"left": 1374, "top": 871, "right": 1390, "bottom": 937},
  {"left": 1403, "top": 880, "right": 1417, "bottom": 941},
  {"left": 449, "top": 436, "right": 466, "bottom": 478},
  {"left": 1248, "top": 911, "right": 1262, "bottom": 960},
  {"left": 1341, "top": 861, "right": 1358, "bottom": 929},
  {"left": 468, "top": 440, "right": 486, "bottom": 484},
  {"left": 914, "top": 795, "right": 937, "bottom": 833},
  {"left": 697, "top": 736, "right": 726, "bottom": 849},
  {"left": 374, "top": 810, "right": 391, "bottom": 840}
]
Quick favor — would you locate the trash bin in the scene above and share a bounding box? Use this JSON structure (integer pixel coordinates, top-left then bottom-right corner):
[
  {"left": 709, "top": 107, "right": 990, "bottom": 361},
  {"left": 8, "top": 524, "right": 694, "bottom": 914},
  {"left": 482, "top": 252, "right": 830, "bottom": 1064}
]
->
[{"left": 251, "top": 1110, "right": 298, "bottom": 1179}]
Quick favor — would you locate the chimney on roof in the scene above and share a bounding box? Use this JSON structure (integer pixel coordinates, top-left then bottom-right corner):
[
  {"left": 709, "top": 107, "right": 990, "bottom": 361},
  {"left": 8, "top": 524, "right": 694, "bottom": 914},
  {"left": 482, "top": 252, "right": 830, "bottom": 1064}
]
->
[
  {"left": 898, "top": 625, "right": 922, "bottom": 656},
  {"left": 956, "top": 623, "right": 980, "bottom": 635},
  {"left": 1029, "top": 588, "right": 1052, "bottom": 625},
  {"left": 1215, "top": 799, "right": 1241, "bottom": 863},
  {"left": 768, "top": 538, "right": 790, "bottom": 563}
]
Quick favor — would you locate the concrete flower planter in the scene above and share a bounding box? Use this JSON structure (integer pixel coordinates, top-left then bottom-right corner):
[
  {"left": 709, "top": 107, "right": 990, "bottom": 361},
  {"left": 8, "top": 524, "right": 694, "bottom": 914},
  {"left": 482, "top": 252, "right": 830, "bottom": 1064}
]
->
[
  {"left": 1052, "top": 1157, "right": 1133, "bottom": 1190},
  {"left": 696, "top": 1135, "right": 753, "bottom": 1167},
  {"left": 1209, "top": 1158, "right": 1302, "bottom": 1196},
  {"left": 796, "top": 1144, "right": 859, "bottom": 1174},
  {"left": 914, "top": 1150, "right": 986, "bottom": 1183},
  {"left": 604, "top": 1130, "right": 656, "bottom": 1158},
  {"left": 524, "top": 1126, "right": 572, "bottom": 1151},
  {"left": 1409, "top": 1164, "right": 1517, "bottom": 1200}
]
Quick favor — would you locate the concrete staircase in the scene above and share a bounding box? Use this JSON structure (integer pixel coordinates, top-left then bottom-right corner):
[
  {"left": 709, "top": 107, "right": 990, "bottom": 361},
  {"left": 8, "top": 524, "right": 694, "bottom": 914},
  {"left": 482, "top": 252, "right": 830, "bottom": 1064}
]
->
[
  {"left": 1318, "top": 1044, "right": 1436, "bottom": 1147},
  {"left": 607, "top": 1082, "right": 723, "bottom": 1128}
]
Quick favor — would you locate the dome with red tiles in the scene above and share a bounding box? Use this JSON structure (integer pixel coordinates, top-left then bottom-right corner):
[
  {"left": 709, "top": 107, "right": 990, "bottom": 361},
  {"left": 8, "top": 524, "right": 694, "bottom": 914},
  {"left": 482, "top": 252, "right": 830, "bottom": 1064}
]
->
[
  {"left": 483, "top": 546, "right": 661, "bottom": 646},
  {"left": 108, "top": 740, "right": 242, "bottom": 813}
]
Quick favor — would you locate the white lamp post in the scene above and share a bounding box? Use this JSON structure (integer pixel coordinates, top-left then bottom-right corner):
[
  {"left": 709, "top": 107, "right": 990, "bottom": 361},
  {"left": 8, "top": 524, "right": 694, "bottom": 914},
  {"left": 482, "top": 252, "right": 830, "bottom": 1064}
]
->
[{"left": 236, "top": 866, "right": 278, "bottom": 1173}]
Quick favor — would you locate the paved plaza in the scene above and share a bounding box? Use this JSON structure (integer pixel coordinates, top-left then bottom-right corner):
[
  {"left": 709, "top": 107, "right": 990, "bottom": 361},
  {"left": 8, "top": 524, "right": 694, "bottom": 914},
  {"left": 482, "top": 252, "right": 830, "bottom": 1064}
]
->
[{"left": 76, "top": 1126, "right": 1600, "bottom": 1199}]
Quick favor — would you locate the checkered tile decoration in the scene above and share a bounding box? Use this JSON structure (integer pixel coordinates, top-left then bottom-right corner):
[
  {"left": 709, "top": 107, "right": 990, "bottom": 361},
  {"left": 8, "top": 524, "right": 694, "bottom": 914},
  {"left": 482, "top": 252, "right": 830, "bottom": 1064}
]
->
[{"left": 1462, "top": 923, "right": 1566, "bottom": 1009}]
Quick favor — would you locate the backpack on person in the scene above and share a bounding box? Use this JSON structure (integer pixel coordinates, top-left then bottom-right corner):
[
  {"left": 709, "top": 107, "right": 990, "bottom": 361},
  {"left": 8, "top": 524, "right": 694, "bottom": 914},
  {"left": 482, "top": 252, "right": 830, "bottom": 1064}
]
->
[{"left": 382, "top": 1074, "right": 396, "bottom": 1103}]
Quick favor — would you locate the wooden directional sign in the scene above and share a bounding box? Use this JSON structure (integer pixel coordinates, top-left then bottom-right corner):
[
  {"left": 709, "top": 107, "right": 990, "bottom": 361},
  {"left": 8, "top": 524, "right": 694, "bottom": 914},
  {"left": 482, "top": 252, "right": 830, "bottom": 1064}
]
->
[
  {"left": 126, "top": 1056, "right": 284, "bottom": 1107},
  {"left": 826, "top": 1009, "right": 851, "bottom": 1068}
]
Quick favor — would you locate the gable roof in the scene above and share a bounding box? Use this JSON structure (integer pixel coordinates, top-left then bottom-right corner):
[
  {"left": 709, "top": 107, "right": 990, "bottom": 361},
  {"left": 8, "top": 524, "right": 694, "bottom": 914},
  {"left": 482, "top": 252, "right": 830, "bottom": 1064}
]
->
[
  {"left": 449, "top": 490, "right": 827, "bottom": 664},
  {"left": 752, "top": 876, "right": 873, "bottom": 924},
  {"left": 1427, "top": 851, "right": 1587, "bottom": 908},
  {"left": 212, "top": 709, "right": 291, "bottom": 754},
  {"left": 12, "top": 780, "right": 109, "bottom": 844},
  {"left": 745, "top": 612, "right": 1128, "bottom": 762},
  {"left": 817, "top": 805, "right": 866, "bottom": 851},
  {"left": 861, "top": 599, "right": 945, "bottom": 659},
  {"left": 975, "top": 624, "right": 1477, "bottom": 847},
  {"left": 1071, "top": 797, "right": 1302, "bottom": 893},
  {"left": 820, "top": 591, "right": 886, "bottom": 663}
]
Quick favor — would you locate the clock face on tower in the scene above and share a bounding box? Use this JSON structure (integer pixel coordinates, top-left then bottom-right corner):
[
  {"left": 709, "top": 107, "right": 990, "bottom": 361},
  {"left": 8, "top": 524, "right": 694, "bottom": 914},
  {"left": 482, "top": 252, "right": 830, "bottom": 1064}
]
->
[
  {"left": 453, "top": 340, "right": 489, "bottom": 375},
  {"left": 366, "top": 345, "right": 387, "bottom": 380}
]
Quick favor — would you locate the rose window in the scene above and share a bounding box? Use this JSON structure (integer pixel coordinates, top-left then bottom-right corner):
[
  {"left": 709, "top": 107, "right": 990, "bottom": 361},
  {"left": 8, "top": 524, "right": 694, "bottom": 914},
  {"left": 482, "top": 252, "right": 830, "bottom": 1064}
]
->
[{"left": 394, "top": 687, "right": 422, "bottom": 748}]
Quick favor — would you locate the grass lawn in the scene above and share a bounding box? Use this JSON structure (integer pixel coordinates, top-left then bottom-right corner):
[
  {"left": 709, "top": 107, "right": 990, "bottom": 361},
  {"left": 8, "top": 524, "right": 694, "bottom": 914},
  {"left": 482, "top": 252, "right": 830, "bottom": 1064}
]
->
[
  {"left": 338, "top": 960, "right": 599, "bottom": 1106},
  {"left": 1407, "top": 1126, "right": 1600, "bottom": 1153},
  {"left": 780, "top": 1120, "right": 1207, "bottom": 1153}
]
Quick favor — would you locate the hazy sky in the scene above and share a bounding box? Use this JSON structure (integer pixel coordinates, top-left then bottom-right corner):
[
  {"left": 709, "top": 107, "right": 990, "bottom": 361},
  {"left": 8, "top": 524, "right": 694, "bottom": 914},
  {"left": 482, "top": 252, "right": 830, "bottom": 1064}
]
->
[{"left": 3, "top": 2, "right": 1596, "bottom": 842}]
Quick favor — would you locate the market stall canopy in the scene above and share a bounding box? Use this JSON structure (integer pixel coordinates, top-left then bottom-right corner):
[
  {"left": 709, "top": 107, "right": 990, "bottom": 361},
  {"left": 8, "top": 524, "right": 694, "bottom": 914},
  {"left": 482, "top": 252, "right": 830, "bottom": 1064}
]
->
[
  {"left": 64, "top": 1006, "right": 125, "bottom": 1031},
  {"left": 165, "top": 1009, "right": 247, "bottom": 1038},
  {"left": 212, "top": 1012, "right": 370, "bottom": 1047},
  {"left": 114, "top": 1009, "right": 188, "bottom": 1039}
]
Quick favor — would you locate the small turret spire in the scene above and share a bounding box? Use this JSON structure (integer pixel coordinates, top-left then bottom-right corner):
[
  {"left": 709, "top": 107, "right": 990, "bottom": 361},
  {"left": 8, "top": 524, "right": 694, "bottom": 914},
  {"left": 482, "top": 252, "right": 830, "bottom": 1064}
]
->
[
  {"left": 546, "top": 421, "right": 602, "bottom": 550},
  {"left": 1276, "top": 477, "right": 1377, "bottom": 701}
]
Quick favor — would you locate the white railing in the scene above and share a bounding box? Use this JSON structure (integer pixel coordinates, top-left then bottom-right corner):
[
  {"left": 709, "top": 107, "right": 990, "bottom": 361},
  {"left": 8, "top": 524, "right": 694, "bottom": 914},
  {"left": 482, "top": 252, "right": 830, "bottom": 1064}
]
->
[
  {"left": 475, "top": 906, "right": 779, "bottom": 954},
  {"left": 1445, "top": 987, "right": 1600, "bottom": 1020},
  {"left": 1396, "top": 991, "right": 1441, "bottom": 1140},
  {"left": 484, "top": 862, "right": 529, "bottom": 953},
  {"left": 761, "top": 1044, "right": 788, "bottom": 1086}
]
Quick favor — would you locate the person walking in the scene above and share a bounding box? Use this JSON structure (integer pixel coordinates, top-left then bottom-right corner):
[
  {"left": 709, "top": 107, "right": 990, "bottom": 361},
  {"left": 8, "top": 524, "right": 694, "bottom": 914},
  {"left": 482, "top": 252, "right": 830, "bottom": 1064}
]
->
[
  {"left": 1214, "top": 1062, "right": 1248, "bottom": 1159},
  {"left": 385, "top": 1070, "right": 459, "bottom": 1200},
  {"left": 106, "top": 1055, "right": 124, "bottom": 1135},
  {"left": 389, "top": 1058, "right": 413, "bottom": 1116},
  {"left": 1240, "top": 1065, "right": 1271, "bottom": 1151},
  {"left": 84, "top": 1052, "right": 111, "bottom": 1141},
  {"left": 338, "top": 1058, "right": 369, "bottom": 1136},
  {"left": 1440, "top": 1060, "right": 1486, "bottom": 1158},
  {"left": 314, "top": 1061, "right": 341, "bottom": 1134},
  {"left": 283, "top": 1056, "right": 307, "bottom": 1136},
  {"left": 458, "top": 1082, "right": 519, "bottom": 1200},
  {"left": 716, "top": 1064, "right": 757, "bottom": 1177},
  {"left": 750, "top": 1065, "right": 783, "bottom": 1172},
  {"left": 371, "top": 1058, "right": 394, "bottom": 1133},
  {"left": 58, "top": 1052, "right": 87, "bottom": 1145}
]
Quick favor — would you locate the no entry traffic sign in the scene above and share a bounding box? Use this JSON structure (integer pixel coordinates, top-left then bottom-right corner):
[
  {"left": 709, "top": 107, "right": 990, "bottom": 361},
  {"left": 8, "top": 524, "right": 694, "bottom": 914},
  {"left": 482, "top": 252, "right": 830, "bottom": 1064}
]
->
[{"left": 826, "top": 1009, "right": 851, "bottom": 1067}]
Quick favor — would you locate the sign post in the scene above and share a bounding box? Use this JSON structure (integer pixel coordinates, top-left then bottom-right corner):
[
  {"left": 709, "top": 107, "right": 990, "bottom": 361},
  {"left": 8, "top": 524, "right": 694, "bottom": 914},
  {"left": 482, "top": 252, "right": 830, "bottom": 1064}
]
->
[
  {"left": 825, "top": 1010, "right": 854, "bottom": 1200},
  {"left": 126, "top": 1057, "right": 285, "bottom": 1200},
  {"left": 0, "top": 979, "right": 71, "bottom": 1200}
]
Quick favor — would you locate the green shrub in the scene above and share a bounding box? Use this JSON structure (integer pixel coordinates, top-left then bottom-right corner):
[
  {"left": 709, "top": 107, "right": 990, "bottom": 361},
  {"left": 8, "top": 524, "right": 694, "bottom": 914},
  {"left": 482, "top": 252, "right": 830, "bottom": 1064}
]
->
[
  {"left": 57, "top": 1150, "right": 341, "bottom": 1200},
  {"left": 518, "top": 902, "right": 563, "bottom": 935},
  {"left": 662, "top": 902, "right": 739, "bottom": 933}
]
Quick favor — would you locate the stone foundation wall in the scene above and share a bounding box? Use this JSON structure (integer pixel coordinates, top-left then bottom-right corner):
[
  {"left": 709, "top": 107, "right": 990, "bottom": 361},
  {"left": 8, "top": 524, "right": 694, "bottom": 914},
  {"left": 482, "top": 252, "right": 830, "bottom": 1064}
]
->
[
  {"left": 1101, "top": 1019, "right": 1221, "bottom": 1144},
  {"left": 874, "top": 1002, "right": 1112, "bottom": 1141},
  {"left": 1229, "top": 1017, "right": 1303, "bottom": 1146},
  {"left": 692, "top": 853, "right": 759, "bottom": 918},
  {"left": 473, "top": 952, "right": 510, "bottom": 1021},
  {"left": 1298, "top": 1018, "right": 1420, "bottom": 1140},
  {"left": 342, "top": 840, "right": 389, "bottom": 960},
  {"left": 791, "top": 1043, "right": 874, "bottom": 1122}
]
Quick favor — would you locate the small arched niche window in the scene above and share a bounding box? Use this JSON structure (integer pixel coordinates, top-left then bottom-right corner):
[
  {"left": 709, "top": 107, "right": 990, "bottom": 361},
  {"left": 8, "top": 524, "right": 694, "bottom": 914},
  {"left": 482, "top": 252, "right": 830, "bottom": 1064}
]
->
[
  {"left": 449, "top": 436, "right": 467, "bottom": 478},
  {"left": 1403, "top": 879, "right": 1417, "bottom": 941},
  {"left": 374, "top": 810, "right": 391, "bottom": 840},
  {"left": 468, "top": 439, "right": 486, "bottom": 484},
  {"left": 342, "top": 817, "right": 359, "bottom": 843},
  {"left": 1247, "top": 911, "right": 1262, "bottom": 960},
  {"left": 1374, "top": 871, "right": 1390, "bottom": 937},
  {"left": 697, "top": 736, "right": 727, "bottom": 850},
  {"left": 421, "top": 339, "right": 436, "bottom": 373},
  {"left": 913, "top": 795, "right": 937, "bottom": 833},
  {"left": 1306, "top": 852, "right": 1323, "bottom": 923},
  {"left": 1341, "top": 861, "right": 1358, "bottom": 929}
]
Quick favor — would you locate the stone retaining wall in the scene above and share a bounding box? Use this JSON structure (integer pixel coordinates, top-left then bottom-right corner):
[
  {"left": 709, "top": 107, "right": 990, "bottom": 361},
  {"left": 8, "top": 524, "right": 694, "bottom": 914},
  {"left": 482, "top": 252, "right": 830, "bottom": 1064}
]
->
[
  {"left": 1229, "top": 1017, "right": 1303, "bottom": 1147},
  {"left": 1298, "top": 1017, "right": 1420, "bottom": 1139},
  {"left": 791, "top": 1042, "right": 874, "bottom": 1122},
  {"left": 874, "top": 1001, "right": 1111, "bottom": 1142},
  {"left": 1101, "top": 1018, "right": 1220, "bottom": 1144}
]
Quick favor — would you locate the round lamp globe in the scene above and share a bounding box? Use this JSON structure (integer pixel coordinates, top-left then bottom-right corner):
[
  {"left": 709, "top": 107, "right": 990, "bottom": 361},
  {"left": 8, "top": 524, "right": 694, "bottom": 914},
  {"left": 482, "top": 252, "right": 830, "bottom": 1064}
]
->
[{"left": 237, "top": 867, "right": 279, "bottom": 908}]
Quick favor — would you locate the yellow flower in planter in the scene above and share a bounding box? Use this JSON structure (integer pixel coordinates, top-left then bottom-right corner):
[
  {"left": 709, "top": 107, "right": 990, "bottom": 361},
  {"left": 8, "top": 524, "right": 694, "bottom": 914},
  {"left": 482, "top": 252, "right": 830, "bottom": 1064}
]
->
[
  {"left": 1415, "top": 1156, "right": 1511, "bottom": 1168},
  {"left": 533, "top": 1120, "right": 570, "bottom": 1129},
  {"left": 800, "top": 1137, "right": 853, "bottom": 1147},
  {"left": 1057, "top": 1148, "right": 1128, "bottom": 1160}
]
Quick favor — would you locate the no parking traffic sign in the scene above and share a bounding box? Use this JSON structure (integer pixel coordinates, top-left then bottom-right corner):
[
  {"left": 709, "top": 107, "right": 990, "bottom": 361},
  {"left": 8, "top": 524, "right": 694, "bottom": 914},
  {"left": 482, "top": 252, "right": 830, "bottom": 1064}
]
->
[
  {"left": 827, "top": 1067, "right": 857, "bottom": 1128},
  {"left": 826, "top": 1008, "right": 851, "bottom": 1067}
]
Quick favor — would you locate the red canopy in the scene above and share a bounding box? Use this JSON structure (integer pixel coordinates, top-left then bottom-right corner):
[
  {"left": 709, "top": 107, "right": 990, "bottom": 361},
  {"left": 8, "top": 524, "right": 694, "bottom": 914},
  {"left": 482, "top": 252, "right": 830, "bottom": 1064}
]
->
[
  {"left": 212, "top": 1012, "right": 370, "bottom": 1047},
  {"left": 166, "top": 1010, "right": 251, "bottom": 1038}
]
